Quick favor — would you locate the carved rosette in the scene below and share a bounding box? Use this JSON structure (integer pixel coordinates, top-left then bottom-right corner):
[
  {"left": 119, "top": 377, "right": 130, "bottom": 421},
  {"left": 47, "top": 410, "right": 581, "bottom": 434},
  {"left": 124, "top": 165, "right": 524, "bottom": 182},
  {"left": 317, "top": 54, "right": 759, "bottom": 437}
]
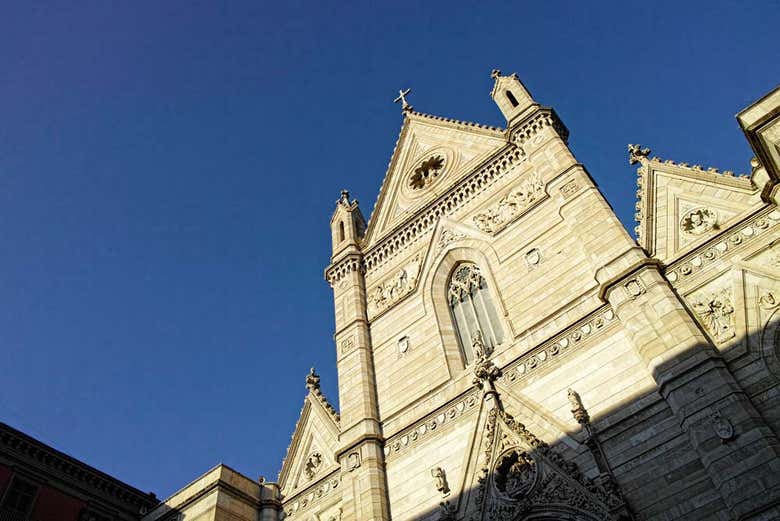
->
[{"left": 680, "top": 207, "right": 718, "bottom": 236}]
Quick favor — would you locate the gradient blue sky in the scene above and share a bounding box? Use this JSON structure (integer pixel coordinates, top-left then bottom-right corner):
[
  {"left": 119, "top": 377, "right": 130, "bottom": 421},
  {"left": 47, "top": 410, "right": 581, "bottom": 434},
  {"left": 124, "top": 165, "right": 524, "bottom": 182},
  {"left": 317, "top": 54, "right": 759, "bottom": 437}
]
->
[{"left": 0, "top": 0, "right": 777, "bottom": 498}]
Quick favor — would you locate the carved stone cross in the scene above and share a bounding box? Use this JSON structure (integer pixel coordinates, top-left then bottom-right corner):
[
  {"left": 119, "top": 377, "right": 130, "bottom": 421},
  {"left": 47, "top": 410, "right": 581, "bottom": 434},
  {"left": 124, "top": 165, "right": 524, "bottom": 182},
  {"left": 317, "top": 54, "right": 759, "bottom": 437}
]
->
[{"left": 394, "top": 88, "right": 413, "bottom": 112}]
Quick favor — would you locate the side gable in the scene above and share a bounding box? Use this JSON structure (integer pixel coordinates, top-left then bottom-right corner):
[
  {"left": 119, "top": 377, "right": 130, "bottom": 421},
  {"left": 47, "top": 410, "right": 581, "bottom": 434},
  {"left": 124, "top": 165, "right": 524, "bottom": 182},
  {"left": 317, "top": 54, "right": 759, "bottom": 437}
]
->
[
  {"left": 632, "top": 146, "right": 761, "bottom": 262},
  {"left": 363, "top": 111, "right": 508, "bottom": 249},
  {"left": 277, "top": 383, "right": 341, "bottom": 497}
]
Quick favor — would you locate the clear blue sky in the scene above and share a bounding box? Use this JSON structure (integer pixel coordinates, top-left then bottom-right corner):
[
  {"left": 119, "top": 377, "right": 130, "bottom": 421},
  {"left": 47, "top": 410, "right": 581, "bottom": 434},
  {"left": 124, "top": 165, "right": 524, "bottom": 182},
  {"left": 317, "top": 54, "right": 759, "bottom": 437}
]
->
[{"left": 0, "top": 0, "right": 777, "bottom": 498}]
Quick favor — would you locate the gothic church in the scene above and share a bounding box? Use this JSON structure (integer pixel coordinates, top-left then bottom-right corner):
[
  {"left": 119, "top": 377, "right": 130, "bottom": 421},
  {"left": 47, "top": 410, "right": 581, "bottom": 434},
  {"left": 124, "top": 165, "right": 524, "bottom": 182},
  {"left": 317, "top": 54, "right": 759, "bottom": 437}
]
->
[{"left": 141, "top": 73, "right": 780, "bottom": 521}]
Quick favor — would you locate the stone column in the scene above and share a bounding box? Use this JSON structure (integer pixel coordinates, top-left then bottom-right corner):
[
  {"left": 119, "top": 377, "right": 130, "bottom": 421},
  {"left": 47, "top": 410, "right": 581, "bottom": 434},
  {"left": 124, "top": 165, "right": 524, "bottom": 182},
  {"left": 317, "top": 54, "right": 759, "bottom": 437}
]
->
[
  {"left": 328, "top": 253, "right": 390, "bottom": 521},
  {"left": 599, "top": 259, "right": 780, "bottom": 518}
]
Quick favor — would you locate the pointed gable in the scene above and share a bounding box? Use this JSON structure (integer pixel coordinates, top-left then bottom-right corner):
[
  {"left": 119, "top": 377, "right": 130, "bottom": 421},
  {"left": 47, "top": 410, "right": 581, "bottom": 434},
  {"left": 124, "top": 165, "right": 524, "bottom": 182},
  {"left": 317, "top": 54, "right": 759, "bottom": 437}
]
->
[
  {"left": 363, "top": 111, "right": 508, "bottom": 249},
  {"left": 632, "top": 146, "right": 760, "bottom": 262},
  {"left": 277, "top": 383, "right": 341, "bottom": 497}
]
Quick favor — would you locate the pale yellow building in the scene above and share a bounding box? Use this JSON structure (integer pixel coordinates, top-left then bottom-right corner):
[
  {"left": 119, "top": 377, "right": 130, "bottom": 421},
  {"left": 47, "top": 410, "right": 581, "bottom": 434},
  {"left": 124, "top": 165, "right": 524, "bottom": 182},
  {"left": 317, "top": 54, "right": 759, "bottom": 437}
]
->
[{"left": 143, "top": 74, "right": 780, "bottom": 521}]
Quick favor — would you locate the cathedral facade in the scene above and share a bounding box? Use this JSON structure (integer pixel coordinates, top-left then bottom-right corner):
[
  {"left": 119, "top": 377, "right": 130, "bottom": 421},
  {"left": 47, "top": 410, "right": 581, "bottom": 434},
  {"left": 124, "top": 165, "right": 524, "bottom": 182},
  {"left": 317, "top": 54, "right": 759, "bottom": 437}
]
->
[{"left": 142, "top": 75, "right": 780, "bottom": 521}]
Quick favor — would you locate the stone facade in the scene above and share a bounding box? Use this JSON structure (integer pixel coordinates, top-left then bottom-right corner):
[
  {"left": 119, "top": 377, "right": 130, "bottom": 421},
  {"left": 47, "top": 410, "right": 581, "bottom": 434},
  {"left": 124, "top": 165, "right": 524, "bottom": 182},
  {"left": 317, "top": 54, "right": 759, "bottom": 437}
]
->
[{"left": 146, "top": 74, "right": 780, "bottom": 521}]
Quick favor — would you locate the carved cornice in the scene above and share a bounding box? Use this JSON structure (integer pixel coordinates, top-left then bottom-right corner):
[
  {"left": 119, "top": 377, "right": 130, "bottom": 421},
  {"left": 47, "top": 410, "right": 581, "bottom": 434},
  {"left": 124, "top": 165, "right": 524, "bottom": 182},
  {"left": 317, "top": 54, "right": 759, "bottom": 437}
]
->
[
  {"left": 501, "top": 306, "right": 618, "bottom": 384},
  {"left": 0, "top": 422, "right": 158, "bottom": 514},
  {"left": 633, "top": 153, "right": 755, "bottom": 240},
  {"left": 665, "top": 207, "right": 780, "bottom": 287},
  {"left": 325, "top": 254, "right": 364, "bottom": 287},
  {"left": 383, "top": 390, "right": 481, "bottom": 459},
  {"left": 508, "top": 107, "right": 569, "bottom": 146},
  {"left": 382, "top": 307, "right": 619, "bottom": 459},
  {"left": 363, "top": 145, "right": 527, "bottom": 273},
  {"left": 360, "top": 106, "right": 568, "bottom": 275},
  {"left": 282, "top": 470, "right": 341, "bottom": 518}
]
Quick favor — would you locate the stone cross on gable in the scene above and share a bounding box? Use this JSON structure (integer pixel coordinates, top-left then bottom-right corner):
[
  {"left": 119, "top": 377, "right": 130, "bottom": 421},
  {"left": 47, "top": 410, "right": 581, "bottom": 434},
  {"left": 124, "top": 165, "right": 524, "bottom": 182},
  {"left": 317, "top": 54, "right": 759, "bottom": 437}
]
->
[{"left": 394, "top": 88, "right": 413, "bottom": 112}]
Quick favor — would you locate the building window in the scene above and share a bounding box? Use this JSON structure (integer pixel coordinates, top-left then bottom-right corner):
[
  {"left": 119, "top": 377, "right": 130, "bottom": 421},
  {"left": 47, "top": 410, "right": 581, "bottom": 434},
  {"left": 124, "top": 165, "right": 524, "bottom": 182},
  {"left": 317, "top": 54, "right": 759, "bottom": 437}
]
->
[
  {"left": 338, "top": 221, "right": 345, "bottom": 242},
  {"left": 447, "top": 263, "right": 503, "bottom": 364},
  {"left": 1, "top": 477, "right": 38, "bottom": 517},
  {"left": 506, "top": 90, "right": 519, "bottom": 107}
]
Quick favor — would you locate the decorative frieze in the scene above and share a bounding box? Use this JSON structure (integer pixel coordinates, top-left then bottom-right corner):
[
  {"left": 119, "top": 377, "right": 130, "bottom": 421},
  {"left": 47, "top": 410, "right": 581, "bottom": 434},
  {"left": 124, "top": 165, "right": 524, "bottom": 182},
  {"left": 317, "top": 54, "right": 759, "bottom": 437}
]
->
[
  {"left": 501, "top": 307, "right": 617, "bottom": 384},
  {"left": 666, "top": 209, "right": 780, "bottom": 286},
  {"left": 384, "top": 391, "right": 481, "bottom": 459},
  {"left": 283, "top": 473, "right": 341, "bottom": 518},
  {"left": 366, "top": 253, "right": 422, "bottom": 319},
  {"left": 325, "top": 255, "right": 364, "bottom": 287},
  {"left": 472, "top": 174, "right": 545, "bottom": 234}
]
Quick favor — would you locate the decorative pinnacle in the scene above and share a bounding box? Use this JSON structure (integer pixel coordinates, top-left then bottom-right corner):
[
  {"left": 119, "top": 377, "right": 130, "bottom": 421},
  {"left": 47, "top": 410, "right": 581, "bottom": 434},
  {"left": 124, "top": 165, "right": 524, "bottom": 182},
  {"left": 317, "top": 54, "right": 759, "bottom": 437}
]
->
[
  {"left": 628, "top": 144, "right": 651, "bottom": 165},
  {"left": 338, "top": 189, "right": 350, "bottom": 206},
  {"left": 491, "top": 69, "right": 501, "bottom": 79},
  {"left": 394, "top": 88, "right": 413, "bottom": 112},
  {"left": 305, "top": 367, "right": 320, "bottom": 391}
]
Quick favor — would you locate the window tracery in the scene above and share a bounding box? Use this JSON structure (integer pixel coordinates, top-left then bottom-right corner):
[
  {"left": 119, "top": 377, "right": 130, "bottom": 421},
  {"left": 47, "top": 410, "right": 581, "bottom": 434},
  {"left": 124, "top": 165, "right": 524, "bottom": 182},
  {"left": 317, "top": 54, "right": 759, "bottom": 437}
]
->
[{"left": 447, "top": 263, "right": 503, "bottom": 364}]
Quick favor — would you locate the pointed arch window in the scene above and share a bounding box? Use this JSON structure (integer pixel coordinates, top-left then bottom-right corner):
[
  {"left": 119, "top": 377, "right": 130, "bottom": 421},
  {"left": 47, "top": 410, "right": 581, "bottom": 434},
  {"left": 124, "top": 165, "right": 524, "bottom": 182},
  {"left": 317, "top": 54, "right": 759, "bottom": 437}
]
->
[
  {"left": 506, "top": 90, "right": 519, "bottom": 107},
  {"left": 447, "top": 263, "right": 504, "bottom": 364}
]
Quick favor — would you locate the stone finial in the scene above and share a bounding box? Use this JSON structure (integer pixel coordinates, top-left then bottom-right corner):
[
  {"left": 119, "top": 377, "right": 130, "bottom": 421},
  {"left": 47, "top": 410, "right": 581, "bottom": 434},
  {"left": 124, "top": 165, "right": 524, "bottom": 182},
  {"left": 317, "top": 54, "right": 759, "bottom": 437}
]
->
[
  {"left": 567, "top": 388, "right": 590, "bottom": 425},
  {"left": 628, "top": 144, "right": 651, "bottom": 165},
  {"left": 491, "top": 69, "right": 502, "bottom": 79},
  {"left": 305, "top": 367, "right": 320, "bottom": 391},
  {"left": 338, "top": 189, "right": 350, "bottom": 206}
]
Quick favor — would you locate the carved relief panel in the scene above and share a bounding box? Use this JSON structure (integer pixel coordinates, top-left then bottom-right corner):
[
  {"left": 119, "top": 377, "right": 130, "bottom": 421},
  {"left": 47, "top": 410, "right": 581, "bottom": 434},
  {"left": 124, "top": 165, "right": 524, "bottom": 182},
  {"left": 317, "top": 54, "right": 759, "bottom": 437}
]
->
[{"left": 366, "top": 253, "right": 423, "bottom": 319}]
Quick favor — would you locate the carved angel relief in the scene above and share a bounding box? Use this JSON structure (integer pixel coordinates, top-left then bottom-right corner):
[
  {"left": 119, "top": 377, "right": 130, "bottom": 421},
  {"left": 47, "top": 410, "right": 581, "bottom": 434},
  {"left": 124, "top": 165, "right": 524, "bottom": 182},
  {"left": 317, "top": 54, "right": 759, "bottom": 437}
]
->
[
  {"left": 367, "top": 254, "right": 422, "bottom": 319},
  {"left": 473, "top": 174, "right": 544, "bottom": 234},
  {"left": 691, "top": 289, "right": 735, "bottom": 343}
]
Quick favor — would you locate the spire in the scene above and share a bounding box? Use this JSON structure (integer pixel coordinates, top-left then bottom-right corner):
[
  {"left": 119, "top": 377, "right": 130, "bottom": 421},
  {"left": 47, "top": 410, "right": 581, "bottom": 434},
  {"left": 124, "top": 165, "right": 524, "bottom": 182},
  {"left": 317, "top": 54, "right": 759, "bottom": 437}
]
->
[{"left": 489, "top": 69, "right": 538, "bottom": 124}]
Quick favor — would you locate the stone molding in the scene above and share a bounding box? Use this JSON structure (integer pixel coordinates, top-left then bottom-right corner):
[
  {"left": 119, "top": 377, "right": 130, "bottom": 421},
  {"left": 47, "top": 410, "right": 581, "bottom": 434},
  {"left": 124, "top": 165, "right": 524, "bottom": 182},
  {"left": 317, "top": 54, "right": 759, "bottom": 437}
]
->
[
  {"left": 633, "top": 152, "right": 754, "bottom": 241},
  {"left": 325, "top": 255, "right": 364, "bottom": 287},
  {"left": 382, "top": 306, "right": 618, "bottom": 459},
  {"left": 361, "top": 107, "right": 568, "bottom": 275},
  {"left": 666, "top": 207, "right": 780, "bottom": 288},
  {"left": 282, "top": 470, "right": 341, "bottom": 519},
  {"left": 362, "top": 144, "right": 526, "bottom": 273},
  {"left": 508, "top": 107, "right": 569, "bottom": 146},
  {"left": 383, "top": 390, "right": 481, "bottom": 460},
  {"left": 0, "top": 422, "right": 158, "bottom": 514},
  {"left": 501, "top": 306, "right": 618, "bottom": 385}
]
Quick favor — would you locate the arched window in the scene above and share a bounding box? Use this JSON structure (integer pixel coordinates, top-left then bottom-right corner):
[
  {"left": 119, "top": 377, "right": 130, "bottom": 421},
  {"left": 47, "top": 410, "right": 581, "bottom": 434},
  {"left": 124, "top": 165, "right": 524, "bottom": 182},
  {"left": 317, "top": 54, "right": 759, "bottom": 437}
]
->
[
  {"left": 338, "top": 221, "right": 345, "bottom": 242},
  {"left": 447, "top": 263, "right": 504, "bottom": 364},
  {"left": 506, "top": 90, "right": 519, "bottom": 108}
]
